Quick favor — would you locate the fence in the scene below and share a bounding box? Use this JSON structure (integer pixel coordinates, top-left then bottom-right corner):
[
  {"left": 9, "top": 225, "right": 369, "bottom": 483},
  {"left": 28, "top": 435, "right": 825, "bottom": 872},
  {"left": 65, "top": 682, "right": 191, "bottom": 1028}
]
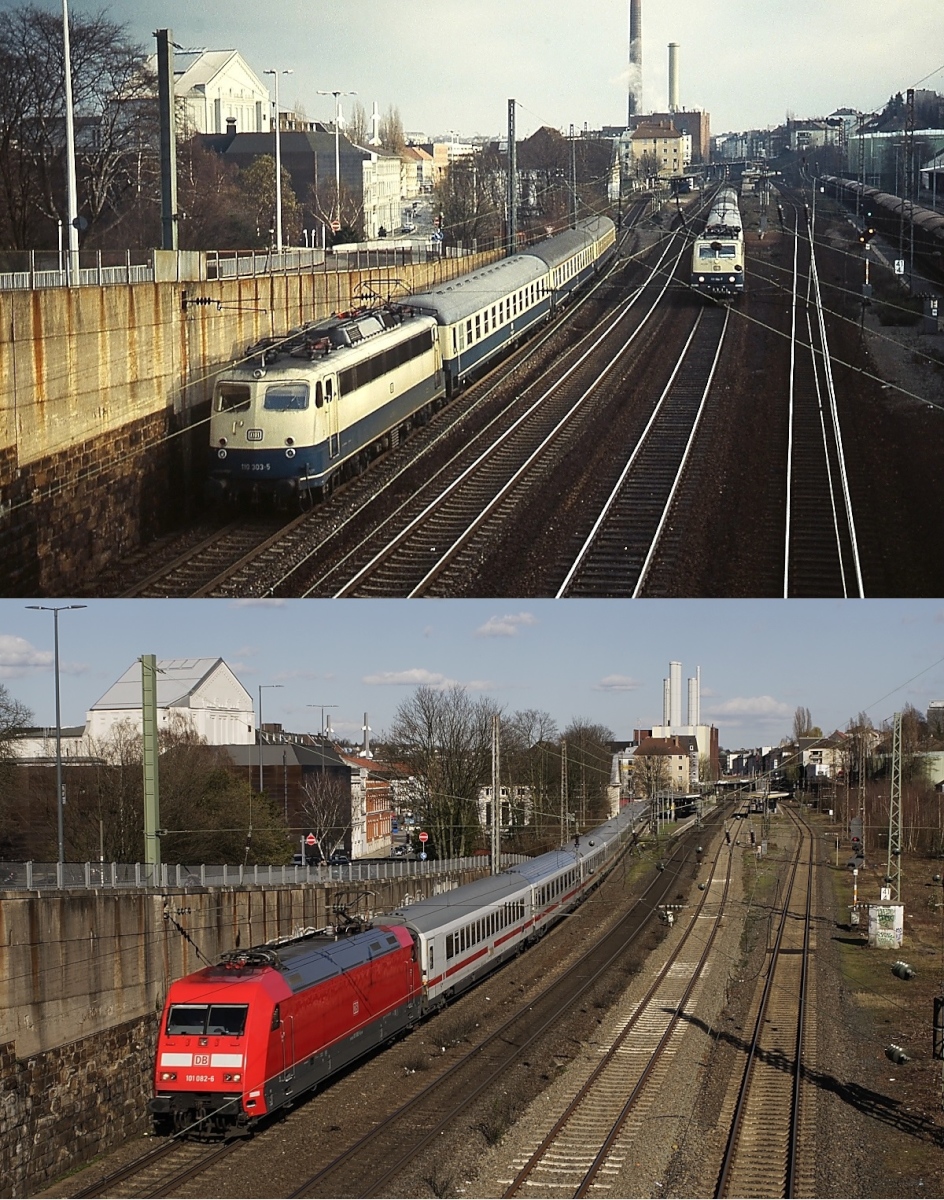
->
[
  {"left": 0, "top": 853, "right": 530, "bottom": 892},
  {"left": 0, "top": 239, "right": 492, "bottom": 291}
]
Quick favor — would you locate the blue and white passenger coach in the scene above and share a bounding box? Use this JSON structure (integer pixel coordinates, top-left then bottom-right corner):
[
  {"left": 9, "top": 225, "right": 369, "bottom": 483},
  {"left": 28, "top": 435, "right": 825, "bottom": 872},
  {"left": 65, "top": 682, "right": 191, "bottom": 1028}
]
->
[{"left": 207, "top": 308, "right": 445, "bottom": 503}]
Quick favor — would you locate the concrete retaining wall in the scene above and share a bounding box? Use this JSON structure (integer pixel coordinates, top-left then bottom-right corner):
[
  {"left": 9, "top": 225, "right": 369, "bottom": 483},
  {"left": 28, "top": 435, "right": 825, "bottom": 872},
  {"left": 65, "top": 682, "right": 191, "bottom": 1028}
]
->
[
  {"left": 0, "top": 254, "right": 498, "bottom": 595},
  {"left": 0, "top": 872, "right": 475, "bottom": 1197}
]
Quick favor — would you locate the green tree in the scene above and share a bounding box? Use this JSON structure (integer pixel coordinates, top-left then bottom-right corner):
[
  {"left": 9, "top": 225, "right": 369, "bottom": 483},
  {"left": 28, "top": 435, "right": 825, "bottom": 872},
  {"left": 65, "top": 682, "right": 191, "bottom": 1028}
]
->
[{"left": 238, "top": 154, "right": 303, "bottom": 247}]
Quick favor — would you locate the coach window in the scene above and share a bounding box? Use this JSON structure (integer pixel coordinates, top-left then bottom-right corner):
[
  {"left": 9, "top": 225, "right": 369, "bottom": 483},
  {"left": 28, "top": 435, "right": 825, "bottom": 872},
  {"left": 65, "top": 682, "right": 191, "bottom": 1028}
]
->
[
  {"left": 475, "top": 314, "right": 481, "bottom": 340},
  {"left": 326, "top": 378, "right": 334, "bottom": 403},
  {"left": 315, "top": 381, "right": 324, "bottom": 409}
]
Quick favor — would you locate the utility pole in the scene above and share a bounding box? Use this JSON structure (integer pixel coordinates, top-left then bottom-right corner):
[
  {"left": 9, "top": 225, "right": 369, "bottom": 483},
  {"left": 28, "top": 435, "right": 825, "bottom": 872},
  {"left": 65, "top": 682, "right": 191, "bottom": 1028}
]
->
[
  {"left": 887, "top": 711, "right": 902, "bottom": 901},
  {"left": 491, "top": 715, "right": 501, "bottom": 875},
  {"left": 507, "top": 99, "right": 517, "bottom": 253},
  {"left": 154, "top": 30, "right": 178, "bottom": 252},
  {"left": 141, "top": 655, "right": 161, "bottom": 885},
  {"left": 560, "top": 738, "right": 568, "bottom": 845}
]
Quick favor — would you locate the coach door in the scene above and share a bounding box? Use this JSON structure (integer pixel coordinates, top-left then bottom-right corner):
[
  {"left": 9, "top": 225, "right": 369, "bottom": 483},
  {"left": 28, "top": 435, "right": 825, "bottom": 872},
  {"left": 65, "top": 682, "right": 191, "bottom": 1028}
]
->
[
  {"left": 280, "top": 1014, "right": 296, "bottom": 1082},
  {"left": 326, "top": 375, "right": 340, "bottom": 459}
]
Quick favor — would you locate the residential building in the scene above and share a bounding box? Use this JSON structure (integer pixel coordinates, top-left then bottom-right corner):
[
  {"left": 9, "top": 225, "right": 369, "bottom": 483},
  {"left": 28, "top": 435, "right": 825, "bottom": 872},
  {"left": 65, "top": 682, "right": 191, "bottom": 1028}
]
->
[
  {"left": 85, "top": 657, "right": 254, "bottom": 746},
  {"left": 165, "top": 49, "right": 270, "bottom": 135},
  {"left": 626, "top": 119, "right": 685, "bottom": 182},
  {"left": 632, "top": 734, "right": 698, "bottom": 795}
]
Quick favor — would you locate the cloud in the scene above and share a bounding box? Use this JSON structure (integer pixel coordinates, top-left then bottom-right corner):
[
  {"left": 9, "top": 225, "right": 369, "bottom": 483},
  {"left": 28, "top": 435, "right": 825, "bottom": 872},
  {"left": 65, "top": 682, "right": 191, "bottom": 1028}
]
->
[
  {"left": 594, "top": 675, "right": 643, "bottom": 693},
  {"left": 707, "top": 695, "right": 792, "bottom": 722},
  {"left": 475, "top": 612, "right": 538, "bottom": 638},
  {"left": 0, "top": 635, "right": 52, "bottom": 678},
  {"left": 363, "top": 668, "right": 459, "bottom": 688},
  {"left": 362, "top": 668, "right": 493, "bottom": 692}
]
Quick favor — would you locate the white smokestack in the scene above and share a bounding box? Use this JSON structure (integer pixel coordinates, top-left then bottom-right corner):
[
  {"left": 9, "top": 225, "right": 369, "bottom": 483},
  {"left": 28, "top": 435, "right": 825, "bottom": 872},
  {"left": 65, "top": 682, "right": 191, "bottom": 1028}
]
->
[
  {"left": 663, "top": 676, "right": 671, "bottom": 726},
  {"left": 668, "top": 42, "right": 680, "bottom": 113},
  {"left": 670, "top": 661, "right": 682, "bottom": 728}
]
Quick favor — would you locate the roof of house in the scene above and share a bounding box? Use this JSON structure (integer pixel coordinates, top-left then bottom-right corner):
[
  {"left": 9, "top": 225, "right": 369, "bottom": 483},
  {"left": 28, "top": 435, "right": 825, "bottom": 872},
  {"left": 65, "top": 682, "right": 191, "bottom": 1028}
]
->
[{"left": 89, "top": 657, "right": 243, "bottom": 711}]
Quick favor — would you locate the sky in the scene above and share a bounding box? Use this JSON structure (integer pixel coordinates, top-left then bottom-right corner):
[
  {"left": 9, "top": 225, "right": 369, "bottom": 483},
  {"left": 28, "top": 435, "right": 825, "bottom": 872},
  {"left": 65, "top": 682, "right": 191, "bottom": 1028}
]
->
[
  {"left": 3, "top": 599, "right": 944, "bottom": 751},
  {"left": 18, "top": 0, "right": 944, "bottom": 139}
]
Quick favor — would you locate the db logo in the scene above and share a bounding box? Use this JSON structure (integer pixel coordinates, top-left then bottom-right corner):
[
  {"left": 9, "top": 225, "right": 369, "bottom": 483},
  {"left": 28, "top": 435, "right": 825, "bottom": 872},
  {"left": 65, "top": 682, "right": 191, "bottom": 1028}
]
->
[{"left": 194, "top": 1054, "right": 210, "bottom": 1066}]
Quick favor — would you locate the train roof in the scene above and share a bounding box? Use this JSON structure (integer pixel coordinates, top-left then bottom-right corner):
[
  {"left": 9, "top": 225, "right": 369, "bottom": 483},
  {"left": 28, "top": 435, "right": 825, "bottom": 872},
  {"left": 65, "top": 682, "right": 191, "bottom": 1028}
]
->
[
  {"left": 185, "top": 925, "right": 408, "bottom": 995},
  {"left": 528, "top": 216, "right": 616, "bottom": 271},
  {"left": 235, "top": 307, "right": 436, "bottom": 370},
  {"left": 386, "top": 871, "right": 530, "bottom": 934},
  {"left": 408, "top": 253, "right": 547, "bottom": 325}
]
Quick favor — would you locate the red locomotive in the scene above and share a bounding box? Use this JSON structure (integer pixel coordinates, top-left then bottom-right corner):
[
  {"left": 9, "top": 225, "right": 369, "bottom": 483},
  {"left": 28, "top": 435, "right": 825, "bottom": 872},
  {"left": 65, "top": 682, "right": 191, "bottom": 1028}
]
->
[{"left": 149, "top": 923, "right": 421, "bottom": 1136}]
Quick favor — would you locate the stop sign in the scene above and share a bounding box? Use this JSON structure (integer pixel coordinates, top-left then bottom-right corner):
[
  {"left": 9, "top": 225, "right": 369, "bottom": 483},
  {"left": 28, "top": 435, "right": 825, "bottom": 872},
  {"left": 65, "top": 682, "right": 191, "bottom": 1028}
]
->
[
  {"left": 305, "top": 833, "right": 316, "bottom": 846},
  {"left": 419, "top": 831, "right": 429, "bottom": 843}
]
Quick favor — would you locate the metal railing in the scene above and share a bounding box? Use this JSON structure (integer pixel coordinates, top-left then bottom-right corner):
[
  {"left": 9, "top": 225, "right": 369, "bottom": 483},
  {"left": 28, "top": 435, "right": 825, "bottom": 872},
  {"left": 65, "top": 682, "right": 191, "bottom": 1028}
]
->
[{"left": 0, "top": 853, "right": 530, "bottom": 892}]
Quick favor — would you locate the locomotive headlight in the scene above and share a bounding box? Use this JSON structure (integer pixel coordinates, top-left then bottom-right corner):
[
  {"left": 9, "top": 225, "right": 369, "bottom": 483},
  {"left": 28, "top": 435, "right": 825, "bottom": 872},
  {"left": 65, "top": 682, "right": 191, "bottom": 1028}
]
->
[
  {"left": 285, "top": 436, "right": 295, "bottom": 446},
  {"left": 698, "top": 275, "right": 705, "bottom": 283},
  {"left": 217, "top": 449, "right": 228, "bottom": 460},
  {"left": 160, "top": 1071, "right": 177, "bottom": 1081},
  {"left": 223, "top": 1072, "right": 242, "bottom": 1082},
  {"left": 285, "top": 448, "right": 296, "bottom": 459},
  {"left": 218, "top": 437, "right": 228, "bottom": 447}
]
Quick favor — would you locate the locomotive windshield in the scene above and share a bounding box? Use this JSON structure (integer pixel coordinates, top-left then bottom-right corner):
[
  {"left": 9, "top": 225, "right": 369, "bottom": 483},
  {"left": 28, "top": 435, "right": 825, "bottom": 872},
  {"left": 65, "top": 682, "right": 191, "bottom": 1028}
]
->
[
  {"left": 216, "top": 383, "right": 251, "bottom": 413},
  {"left": 166, "top": 1003, "right": 249, "bottom": 1036},
  {"left": 263, "top": 382, "right": 309, "bottom": 411},
  {"left": 698, "top": 245, "right": 737, "bottom": 259}
]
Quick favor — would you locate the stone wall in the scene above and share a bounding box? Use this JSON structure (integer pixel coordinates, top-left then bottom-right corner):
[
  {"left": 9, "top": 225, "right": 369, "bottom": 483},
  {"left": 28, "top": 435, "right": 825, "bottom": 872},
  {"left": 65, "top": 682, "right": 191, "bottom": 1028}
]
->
[
  {"left": 0, "top": 254, "right": 499, "bottom": 595},
  {"left": 0, "top": 871, "right": 476, "bottom": 1197}
]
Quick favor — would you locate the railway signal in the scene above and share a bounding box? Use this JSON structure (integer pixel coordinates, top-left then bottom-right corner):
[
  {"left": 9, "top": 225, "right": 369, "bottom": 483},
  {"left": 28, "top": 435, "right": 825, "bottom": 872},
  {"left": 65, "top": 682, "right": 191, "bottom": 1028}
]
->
[{"left": 858, "top": 225, "right": 876, "bottom": 244}]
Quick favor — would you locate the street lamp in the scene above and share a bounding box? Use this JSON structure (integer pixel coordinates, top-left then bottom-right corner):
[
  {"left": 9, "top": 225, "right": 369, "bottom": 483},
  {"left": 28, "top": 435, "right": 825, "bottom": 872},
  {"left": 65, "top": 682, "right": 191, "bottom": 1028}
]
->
[
  {"left": 26, "top": 604, "right": 86, "bottom": 863},
  {"left": 258, "top": 684, "right": 283, "bottom": 792},
  {"left": 264, "top": 68, "right": 293, "bottom": 254},
  {"left": 317, "top": 89, "right": 356, "bottom": 227},
  {"left": 307, "top": 704, "right": 338, "bottom": 772},
  {"left": 61, "top": 0, "right": 80, "bottom": 283}
]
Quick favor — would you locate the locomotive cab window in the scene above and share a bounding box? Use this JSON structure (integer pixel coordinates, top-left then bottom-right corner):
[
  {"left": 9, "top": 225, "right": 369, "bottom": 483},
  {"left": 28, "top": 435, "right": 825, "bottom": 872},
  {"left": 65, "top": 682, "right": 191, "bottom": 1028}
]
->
[
  {"left": 216, "top": 383, "right": 251, "bottom": 413},
  {"left": 167, "top": 1003, "right": 248, "bottom": 1037},
  {"left": 264, "top": 382, "right": 309, "bottom": 411}
]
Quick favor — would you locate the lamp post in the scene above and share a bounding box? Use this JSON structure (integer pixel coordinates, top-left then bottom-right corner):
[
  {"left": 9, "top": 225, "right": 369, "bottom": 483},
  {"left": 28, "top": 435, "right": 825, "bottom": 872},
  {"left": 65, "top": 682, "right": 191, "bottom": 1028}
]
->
[
  {"left": 307, "top": 704, "right": 338, "bottom": 772},
  {"left": 26, "top": 604, "right": 86, "bottom": 863},
  {"left": 61, "top": 0, "right": 80, "bottom": 283},
  {"left": 264, "top": 69, "right": 293, "bottom": 254},
  {"left": 258, "top": 684, "right": 283, "bottom": 792},
  {"left": 317, "top": 89, "right": 356, "bottom": 227}
]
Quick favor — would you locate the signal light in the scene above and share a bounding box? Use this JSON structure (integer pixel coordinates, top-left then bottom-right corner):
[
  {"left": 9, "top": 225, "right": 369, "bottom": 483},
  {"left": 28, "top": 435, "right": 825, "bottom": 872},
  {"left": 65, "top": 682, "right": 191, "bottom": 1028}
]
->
[{"left": 858, "top": 226, "right": 876, "bottom": 244}]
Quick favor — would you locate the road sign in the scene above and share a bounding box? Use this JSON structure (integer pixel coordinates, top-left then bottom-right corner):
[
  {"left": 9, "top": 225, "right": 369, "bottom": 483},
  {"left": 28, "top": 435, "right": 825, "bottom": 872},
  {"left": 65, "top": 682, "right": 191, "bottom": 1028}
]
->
[
  {"left": 305, "top": 833, "right": 316, "bottom": 846},
  {"left": 419, "top": 831, "right": 429, "bottom": 843},
  {"left": 331, "top": 220, "right": 341, "bottom": 232}
]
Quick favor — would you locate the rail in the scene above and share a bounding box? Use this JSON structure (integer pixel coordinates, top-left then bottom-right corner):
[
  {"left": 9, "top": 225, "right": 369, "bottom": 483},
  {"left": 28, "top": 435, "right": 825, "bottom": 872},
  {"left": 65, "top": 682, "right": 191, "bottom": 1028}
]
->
[{"left": 0, "top": 852, "right": 530, "bottom": 892}]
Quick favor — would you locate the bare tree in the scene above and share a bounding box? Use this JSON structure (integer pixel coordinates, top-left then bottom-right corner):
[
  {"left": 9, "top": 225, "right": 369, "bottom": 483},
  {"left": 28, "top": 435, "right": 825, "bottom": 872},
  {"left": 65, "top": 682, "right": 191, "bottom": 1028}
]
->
[
  {"left": 298, "top": 769, "right": 351, "bottom": 859},
  {"left": 562, "top": 718, "right": 614, "bottom": 826},
  {"left": 0, "top": 3, "right": 155, "bottom": 252},
  {"left": 388, "top": 685, "right": 498, "bottom": 858},
  {"left": 238, "top": 154, "right": 303, "bottom": 247},
  {"left": 378, "top": 104, "right": 405, "bottom": 155},
  {"left": 345, "top": 99, "right": 370, "bottom": 148},
  {"left": 435, "top": 149, "right": 504, "bottom": 247},
  {"left": 0, "top": 684, "right": 34, "bottom": 859},
  {"left": 632, "top": 752, "right": 671, "bottom": 799}
]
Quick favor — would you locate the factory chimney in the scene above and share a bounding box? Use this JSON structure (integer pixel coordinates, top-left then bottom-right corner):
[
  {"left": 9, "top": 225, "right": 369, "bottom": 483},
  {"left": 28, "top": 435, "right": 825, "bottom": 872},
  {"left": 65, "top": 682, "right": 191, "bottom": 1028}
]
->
[
  {"left": 670, "top": 661, "right": 682, "bottom": 728},
  {"left": 668, "top": 42, "right": 680, "bottom": 113},
  {"left": 687, "top": 665, "right": 701, "bottom": 727},
  {"left": 628, "top": 0, "right": 643, "bottom": 122}
]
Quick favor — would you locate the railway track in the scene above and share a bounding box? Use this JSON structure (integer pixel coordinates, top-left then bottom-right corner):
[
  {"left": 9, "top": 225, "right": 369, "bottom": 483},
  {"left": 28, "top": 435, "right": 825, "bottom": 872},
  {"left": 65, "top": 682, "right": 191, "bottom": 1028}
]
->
[
  {"left": 784, "top": 208, "right": 864, "bottom": 597},
  {"left": 714, "top": 804, "right": 816, "bottom": 1197},
  {"left": 287, "top": 829, "right": 704, "bottom": 1198},
  {"left": 558, "top": 303, "right": 730, "bottom": 597},
  {"left": 277, "top": 235, "right": 690, "bottom": 598},
  {"left": 71, "top": 1135, "right": 240, "bottom": 1199},
  {"left": 500, "top": 831, "right": 735, "bottom": 1197}
]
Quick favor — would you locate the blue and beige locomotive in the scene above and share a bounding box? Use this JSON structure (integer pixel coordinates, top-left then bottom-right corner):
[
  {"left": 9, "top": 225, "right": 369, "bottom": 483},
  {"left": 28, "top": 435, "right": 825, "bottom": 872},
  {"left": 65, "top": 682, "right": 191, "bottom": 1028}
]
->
[
  {"left": 207, "top": 216, "right": 616, "bottom": 505},
  {"left": 207, "top": 307, "right": 445, "bottom": 504},
  {"left": 691, "top": 186, "right": 744, "bottom": 298}
]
